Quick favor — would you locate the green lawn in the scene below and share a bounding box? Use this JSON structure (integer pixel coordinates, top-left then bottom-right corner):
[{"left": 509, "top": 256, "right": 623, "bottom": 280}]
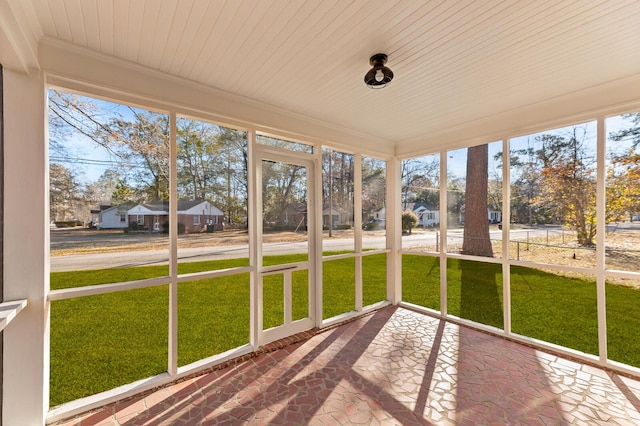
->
[
  {"left": 402, "top": 254, "right": 640, "bottom": 364},
  {"left": 50, "top": 252, "right": 386, "bottom": 406},
  {"left": 50, "top": 253, "right": 640, "bottom": 406}
]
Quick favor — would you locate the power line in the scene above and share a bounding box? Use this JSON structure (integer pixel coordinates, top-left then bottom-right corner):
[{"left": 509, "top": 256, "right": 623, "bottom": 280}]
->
[{"left": 49, "top": 155, "right": 147, "bottom": 169}]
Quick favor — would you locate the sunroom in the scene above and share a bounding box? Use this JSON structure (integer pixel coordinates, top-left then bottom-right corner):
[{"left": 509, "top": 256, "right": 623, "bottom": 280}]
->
[{"left": 2, "top": 1, "right": 640, "bottom": 425}]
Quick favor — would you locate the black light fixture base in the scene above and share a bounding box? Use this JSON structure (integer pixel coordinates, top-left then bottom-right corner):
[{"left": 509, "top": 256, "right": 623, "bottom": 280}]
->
[
  {"left": 364, "top": 53, "right": 394, "bottom": 89},
  {"left": 369, "top": 53, "right": 388, "bottom": 67}
]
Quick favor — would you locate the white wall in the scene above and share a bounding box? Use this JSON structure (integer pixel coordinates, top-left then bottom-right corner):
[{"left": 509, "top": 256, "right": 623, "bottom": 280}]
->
[
  {"left": 3, "top": 68, "right": 48, "bottom": 425},
  {"left": 99, "top": 208, "right": 128, "bottom": 229}
]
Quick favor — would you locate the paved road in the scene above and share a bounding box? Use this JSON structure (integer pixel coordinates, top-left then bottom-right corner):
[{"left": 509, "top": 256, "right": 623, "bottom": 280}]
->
[{"left": 50, "top": 227, "right": 555, "bottom": 272}]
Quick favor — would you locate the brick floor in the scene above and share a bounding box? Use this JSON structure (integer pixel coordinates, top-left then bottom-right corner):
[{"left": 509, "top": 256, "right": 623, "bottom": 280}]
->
[{"left": 56, "top": 306, "right": 640, "bottom": 425}]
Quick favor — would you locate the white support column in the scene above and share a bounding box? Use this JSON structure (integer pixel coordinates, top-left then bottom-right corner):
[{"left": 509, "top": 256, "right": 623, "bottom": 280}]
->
[
  {"left": 314, "top": 151, "right": 324, "bottom": 326},
  {"left": 439, "top": 152, "right": 448, "bottom": 316},
  {"left": 3, "top": 69, "right": 48, "bottom": 425},
  {"left": 247, "top": 130, "right": 261, "bottom": 347},
  {"left": 354, "top": 154, "right": 363, "bottom": 311},
  {"left": 502, "top": 138, "right": 512, "bottom": 335},
  {"left": 387, "top": 157, "right": 402, "bottom": 304},
  {"left": 596, "top": 116, "right": 607, "bottom": 363},
  {"left": 168, "top": 111, "right": 178, "bottom": 375}
]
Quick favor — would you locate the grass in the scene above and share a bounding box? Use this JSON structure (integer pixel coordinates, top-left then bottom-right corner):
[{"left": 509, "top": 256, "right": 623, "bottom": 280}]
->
[
  {"left": 401, "top": 254, "right": 640, "bottom": 363},
  {"left": 50, "top": 253, "right": 640, "bottom": 406},
  {"left": 50, "top": 252, "right": 386, "bottom": 406}
]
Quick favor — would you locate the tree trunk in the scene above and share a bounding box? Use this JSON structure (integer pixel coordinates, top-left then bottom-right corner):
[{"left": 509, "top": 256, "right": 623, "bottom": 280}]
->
[{"left": 462, "top": 144, "right": 493, "bottom": 257}]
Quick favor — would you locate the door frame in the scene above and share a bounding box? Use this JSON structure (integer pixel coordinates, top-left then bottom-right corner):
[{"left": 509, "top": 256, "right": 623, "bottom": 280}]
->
[{"left": 253, "top": 145, "right": 319, "bottom": 347}]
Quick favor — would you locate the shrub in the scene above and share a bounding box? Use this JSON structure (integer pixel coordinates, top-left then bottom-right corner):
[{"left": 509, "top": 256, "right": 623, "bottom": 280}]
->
[
  {"left": 162, "top": 221, "right": 185, "bottom": 234},
  {"left": 54, "top": 220, "right": 82, "bottom": 228},
  {"left": 402, "top": 210, "right": 418, "bottom": 233}
]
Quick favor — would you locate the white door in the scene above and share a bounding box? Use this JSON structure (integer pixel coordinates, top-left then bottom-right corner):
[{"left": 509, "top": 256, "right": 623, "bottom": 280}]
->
[{"left": 258, "top": 154, "right": 316, "bottom": 344}]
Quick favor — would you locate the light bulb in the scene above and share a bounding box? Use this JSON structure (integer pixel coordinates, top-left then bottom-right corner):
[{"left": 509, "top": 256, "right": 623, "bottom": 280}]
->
[{"left": 375, "top": 69, "right": 384, "bottom": 82}]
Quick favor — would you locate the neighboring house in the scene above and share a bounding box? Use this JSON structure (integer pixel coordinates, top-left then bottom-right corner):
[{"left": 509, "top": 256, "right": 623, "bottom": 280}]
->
[
  {"left": 127, "top": 200, "right": 224, "bottom": 233},
  {"left": 458, "top": 208, "right": 502, "bottom": 225},
  {"left": 365, "top": 206, "right": 386, "bottom": 230},
  {"left": 488, "top": 209, "right": 502, "bottom": 224},
  {"left": 89, "top": 205, "right": 108, "bottom": 228},
  {"left": 406, "top": 203, "right": 501, "bottom": 227},
  {"left": 404, "top": 202, "right": 439, "bottom": 227},
  {"left": 323, "top": 205, "right": 349, "bottom": 229},
  {"left": 277, "top": 202, "right": 306, "bottom": 227},
  {"left": 97, "top": 204, "right": 131, "bottom": 229}
]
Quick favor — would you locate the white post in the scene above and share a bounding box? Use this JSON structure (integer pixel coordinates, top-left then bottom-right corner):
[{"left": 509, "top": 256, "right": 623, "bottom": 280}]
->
[
  {"left": 168, "top": 111, "right": 178, "bottom": 375},
  {"left": 247, "top": 130, "right": 261, "bottom": 347},
  {"left": 439, "top": 152, "right": 448, "bottom": 316},
  {"left": 596, "top": 115, "right": 607, "bottom": 363},
  {"left": 502, "top": 137, "right": 511, "bottom": 335},
  {"left": 3, "top": 69, "right": 48, "bottom": 425},
  {"left": 387, "top": 157, "right": 402, "bottom": 304},
  {"left": 354, "top": 154, "right": 363, "bottom": 311},
  {"left": 313, "top": 149, "right": 324, "bottom": 326}
]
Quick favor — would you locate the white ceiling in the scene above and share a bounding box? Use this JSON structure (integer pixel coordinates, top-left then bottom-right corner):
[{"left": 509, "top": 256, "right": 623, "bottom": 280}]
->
[{"left": 3, "top": 0, "right": 640, "bottom": 149}]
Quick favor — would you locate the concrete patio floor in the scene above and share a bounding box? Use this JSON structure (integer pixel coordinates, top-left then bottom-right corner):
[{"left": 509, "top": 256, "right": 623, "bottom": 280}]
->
[{"left": 55, "top": 306, "right": 640, "bottom": 425}]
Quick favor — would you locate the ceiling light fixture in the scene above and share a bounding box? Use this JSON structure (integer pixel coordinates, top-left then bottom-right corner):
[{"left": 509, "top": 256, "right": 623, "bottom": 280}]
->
[{"left": 364, "top": 53, "right": 393, "bottom": 89}]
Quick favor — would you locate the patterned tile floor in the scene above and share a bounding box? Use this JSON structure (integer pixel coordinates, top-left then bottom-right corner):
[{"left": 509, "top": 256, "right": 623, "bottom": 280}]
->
[{"left": 58, "top": 306, "right": 640, "bottom": 425}]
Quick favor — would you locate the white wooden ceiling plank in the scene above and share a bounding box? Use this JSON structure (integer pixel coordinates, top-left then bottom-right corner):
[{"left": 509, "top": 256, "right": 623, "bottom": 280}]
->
[
  {"left": 47, "top": 0, "right": 72, "bottom": 40},
  {"left": 388, "top": 1, "right": 491, "bottom": 64},
  {"left": 316, "top": 1, "right": 496, "bottom": 110},
  {"left": 380, "top": 2, "right": 631, "bottom": 114},
  {"left": 29, "top": 0, "right": 640, "bottom": 145},
  {"left": 228, "top": 0, "right": 341, "bottom": 98},
  {"left": 226, "top": 2, "right": 318, "bottom": 92},
  {"left": 193, "top": 0, "right": 281, "bottom": 84},
  {"left": 96, "top": 0, "right": 114, "bottom": 55},
  {"left": 479, "top": 5, "right": 640, "bottom": 87},
  {"left": 488, "top": 1, "right": 614, "bottom": 57},
  {"left": 282, "top": 2, "right": 448, "bottom": 106},
  {"left": 250, "top": 0, "right": 372, "bottom": 99},
  {"left": 136, "top": 0, "right": 162, "bottom": 66},
  {"left": 63, "top": 0, "right": 86, "bottom": 46},
  {"left": 389, "top": 3, "right": 547, "bottom": 79},
  {"left": 371, "top": 0, "right": 449, "bottom": 54},
  {"left": 206, "top": 0, "right": 286, "bottom": 87},
  {"left": 125, "top": 0, "right": 144, "bottom": 63},
  {"left": 330, "top": 2, "right": 545, "bottom": 115},
  {"left": 147, "top": 0, "right": 180, "bottom": 70},
  {"left": 366, "top": 39, "right": 640, "bottom": 139},
  {"left": 497, "top": 23, "right": 640, "bottom": 92},
  {"left": 331, "top": 3, "right": 524, "bottom": 113},
  {"left": 167, "top": 0, "right": 221, "bottom": 75},
  {"left": 184, "top": 0, "right": 247, "bottom": 80},
  {"left": 15, "top": 0, "right": 45, "bottom": 41},
  {"left": 316, "top": 2, "right": 465, "bottom": 109},
  {"left": 308, "top": 14, "right": 637, "bottom": 142},
  {"left": 32, "top": 0, "right": 56, "bottom": 36},
  {"left": 112, "top": 0, "right": 130, "bottom": 59},
  {"left": 81, "top": 0, "right": 100, "bottom": 51},
  {"left": 255, "top": 1, "right": 396, "bottom": 103},
  {"left": 156, "top": 0, "right": 193, "bottom": 73},
  {"left": 378, "top": 36, "right": 639, "bottom": 138}
]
